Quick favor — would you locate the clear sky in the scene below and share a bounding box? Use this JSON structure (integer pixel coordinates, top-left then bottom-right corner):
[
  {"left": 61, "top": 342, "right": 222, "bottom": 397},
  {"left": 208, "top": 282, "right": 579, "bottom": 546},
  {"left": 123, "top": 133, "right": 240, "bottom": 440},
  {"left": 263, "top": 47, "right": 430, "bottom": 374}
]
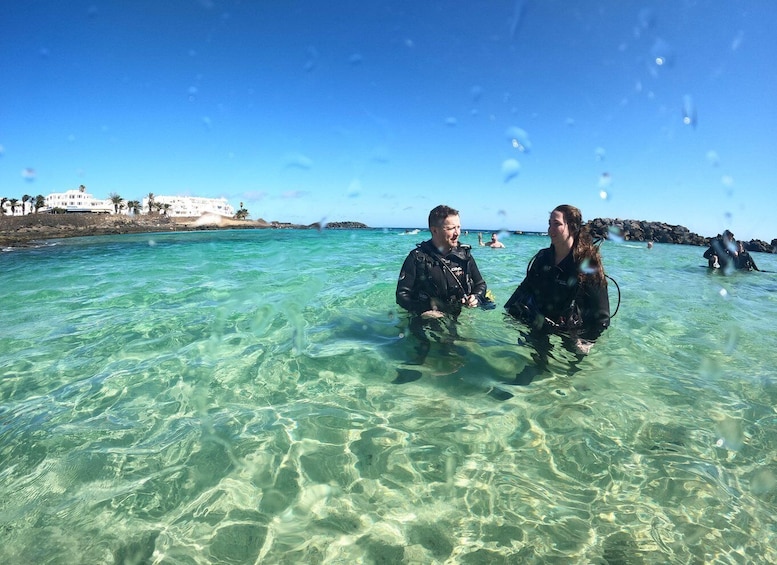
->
[{"left": 2, "top": 1, "right": 775, "bottom": 240}]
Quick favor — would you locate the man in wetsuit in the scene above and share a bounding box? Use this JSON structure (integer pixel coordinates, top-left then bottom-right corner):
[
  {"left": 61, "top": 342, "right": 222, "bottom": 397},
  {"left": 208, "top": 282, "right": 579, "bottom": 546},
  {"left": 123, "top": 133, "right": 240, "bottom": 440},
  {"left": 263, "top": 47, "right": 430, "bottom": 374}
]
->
[
  {"left": 394, "top": 205, "right": 488, "bottom": 381},
  {"left": 396, "top": 204, "right": 487, "bottom": 318}
]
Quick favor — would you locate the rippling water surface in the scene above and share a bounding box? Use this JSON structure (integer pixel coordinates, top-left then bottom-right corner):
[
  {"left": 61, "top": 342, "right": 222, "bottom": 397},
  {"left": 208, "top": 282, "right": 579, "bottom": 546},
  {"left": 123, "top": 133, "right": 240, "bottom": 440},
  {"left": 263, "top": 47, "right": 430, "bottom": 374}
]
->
[{"left": 2, "top": 229, "right": 776, "bottom": 563}]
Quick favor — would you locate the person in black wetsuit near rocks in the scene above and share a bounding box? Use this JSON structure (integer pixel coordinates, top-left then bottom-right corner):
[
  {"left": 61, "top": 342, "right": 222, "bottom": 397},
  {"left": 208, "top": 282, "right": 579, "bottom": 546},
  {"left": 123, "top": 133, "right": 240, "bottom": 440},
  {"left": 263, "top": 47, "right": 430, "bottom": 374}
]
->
[
  {"left": 394, "top": 204, "right": 488, "bottom": 381},
  {"left": 704, "top": 230, "right": 737, "bottom": 270},
  {"left": 734, "top": 241, "right": 760, "bottom": 271},
  {"left": 504, "top": 204, "right": 610, "bottom": 383}
]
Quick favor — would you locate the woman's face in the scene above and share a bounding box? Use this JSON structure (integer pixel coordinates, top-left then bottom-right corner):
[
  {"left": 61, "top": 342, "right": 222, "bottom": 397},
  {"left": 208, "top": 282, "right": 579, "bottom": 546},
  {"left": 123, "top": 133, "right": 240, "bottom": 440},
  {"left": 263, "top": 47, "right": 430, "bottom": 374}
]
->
[{"left": 548, "top": 210, "right": 571, "bottom": 245}]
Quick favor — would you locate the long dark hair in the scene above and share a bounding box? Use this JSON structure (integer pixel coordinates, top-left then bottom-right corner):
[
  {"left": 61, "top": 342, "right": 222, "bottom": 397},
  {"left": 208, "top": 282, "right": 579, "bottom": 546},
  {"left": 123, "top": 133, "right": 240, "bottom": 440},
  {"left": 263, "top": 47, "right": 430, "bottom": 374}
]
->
[{"left": 553, "top": 204, "right": 606, "bottom": 286}]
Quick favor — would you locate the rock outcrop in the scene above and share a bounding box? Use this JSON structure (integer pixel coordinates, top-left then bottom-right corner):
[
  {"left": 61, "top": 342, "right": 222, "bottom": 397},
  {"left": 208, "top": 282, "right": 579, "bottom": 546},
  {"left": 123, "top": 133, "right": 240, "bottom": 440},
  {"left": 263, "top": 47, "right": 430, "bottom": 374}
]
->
[
  {"left": 587, "top": 218, "right": 775, "bottom": 253},
  {"left": 587, "top": 218, "right": 708, "bottom": 246},
  {"left": 0, "top": 213, "right": 369, "bottom": 247}
]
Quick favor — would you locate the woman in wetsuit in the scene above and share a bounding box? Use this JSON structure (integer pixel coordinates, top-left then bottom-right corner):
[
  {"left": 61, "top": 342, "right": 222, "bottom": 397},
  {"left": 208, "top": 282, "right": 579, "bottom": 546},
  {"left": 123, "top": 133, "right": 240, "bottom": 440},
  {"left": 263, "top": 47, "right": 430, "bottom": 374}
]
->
[{"left": 505, "top": 204, "right": 610, "bottom": 357}]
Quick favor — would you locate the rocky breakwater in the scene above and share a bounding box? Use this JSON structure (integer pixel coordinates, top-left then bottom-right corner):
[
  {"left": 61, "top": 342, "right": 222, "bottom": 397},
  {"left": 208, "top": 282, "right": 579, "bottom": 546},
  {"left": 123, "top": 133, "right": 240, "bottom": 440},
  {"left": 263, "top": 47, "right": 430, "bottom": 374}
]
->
[
  {"left": 587, "top": 218, "right": 708, "bottom": 246},
  {"left": 587, "top": 218, "right": 776, "bottom": 253}
]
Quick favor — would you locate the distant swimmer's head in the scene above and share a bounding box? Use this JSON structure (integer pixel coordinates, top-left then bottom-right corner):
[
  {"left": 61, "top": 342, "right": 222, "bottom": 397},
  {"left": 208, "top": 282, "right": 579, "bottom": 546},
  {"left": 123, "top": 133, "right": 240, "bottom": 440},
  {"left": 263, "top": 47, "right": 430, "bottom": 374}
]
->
[{"left": 428, "top": 204, "right": 461, "bottom": 253}]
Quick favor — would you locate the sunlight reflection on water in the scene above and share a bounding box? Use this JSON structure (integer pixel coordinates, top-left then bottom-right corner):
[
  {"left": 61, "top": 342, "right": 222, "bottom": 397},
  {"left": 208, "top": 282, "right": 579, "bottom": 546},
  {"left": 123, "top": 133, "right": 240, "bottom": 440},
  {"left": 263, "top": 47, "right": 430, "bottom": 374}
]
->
[{"left": 1, "top": 230, "right": 776, "bottom": 562}]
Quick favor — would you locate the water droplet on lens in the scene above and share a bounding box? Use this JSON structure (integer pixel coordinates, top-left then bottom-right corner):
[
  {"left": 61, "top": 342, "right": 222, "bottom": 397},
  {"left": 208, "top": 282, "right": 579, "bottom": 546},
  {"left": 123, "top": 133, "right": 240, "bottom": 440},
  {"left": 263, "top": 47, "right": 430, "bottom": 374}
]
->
[
  {"left": 682, "top": 95, "right": 697, "bottom": 128},
  {"left": 607, "top": 226, "right": 623, "bottom": 242},
  {"left": 347, "top": 179, "right": 361, "bottom": 198},
  {"left": 638, "top": 8, "right": 654, "bottom": 31},
  {"left": 651, "top": 38, "right": 674, "bottom": 68},
  {"left": 502, "top": 159, "right": 520, "bottom": 183},
  {"left": 505, "top": 126, "right": 531, "bottom": 152},
  {"left": 21, "top": 168, "right": 36, "bottom": 181},
  {"left": 724, "top": 324, "right": 739, "bottom": 355},
  {"left": 706, "top": 150, "right": 720, "bottom": 166},
  {"left": 284, "top": 153, "right": 313, "bottom": 170},
  {"left": 580, "top": 258, "right": 596, "bottom": 273},
  {"left": 731, "top": 30, "right": 744, "bottom": 52},
  {"left": 595, "top": 147, "right": 606, "bottom": 161},
  {"left": 445, "top": 117, "right": 458, "bottom": 126}
]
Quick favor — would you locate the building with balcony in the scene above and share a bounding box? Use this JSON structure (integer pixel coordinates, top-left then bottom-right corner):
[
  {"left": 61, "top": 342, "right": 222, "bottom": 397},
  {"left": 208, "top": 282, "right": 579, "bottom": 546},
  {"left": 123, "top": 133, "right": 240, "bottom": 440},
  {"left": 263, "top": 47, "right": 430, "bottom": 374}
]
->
[
  {"left": 140, "top": 195, "right": 235, "bottom": 218},
  {"left": 44, "top": 186, "right": 113, "bottom": 213}
]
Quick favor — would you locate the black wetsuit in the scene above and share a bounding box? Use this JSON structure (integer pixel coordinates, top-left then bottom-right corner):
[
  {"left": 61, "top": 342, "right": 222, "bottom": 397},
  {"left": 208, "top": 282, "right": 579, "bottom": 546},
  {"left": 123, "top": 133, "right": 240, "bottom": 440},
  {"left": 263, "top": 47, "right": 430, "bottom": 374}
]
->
[
  {"left": 736, "top": 250, "right": 759, "bottom": 271},
  {"left": 396, "top": 240, "right": 487, "bottom": 317},
  {"left": 703, "top": 236, "right": 736, "bottom": 269},
  {"left": 504, "top": 247, "right": 610, "bottom": 341}
]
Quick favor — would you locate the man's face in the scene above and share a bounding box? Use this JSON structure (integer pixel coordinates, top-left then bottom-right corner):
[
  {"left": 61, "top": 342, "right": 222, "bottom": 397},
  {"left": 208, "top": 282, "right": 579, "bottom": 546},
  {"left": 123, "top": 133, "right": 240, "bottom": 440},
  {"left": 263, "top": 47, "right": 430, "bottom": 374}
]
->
[{"left": 431, "top": 214, "right": 461, "bottom": 250}]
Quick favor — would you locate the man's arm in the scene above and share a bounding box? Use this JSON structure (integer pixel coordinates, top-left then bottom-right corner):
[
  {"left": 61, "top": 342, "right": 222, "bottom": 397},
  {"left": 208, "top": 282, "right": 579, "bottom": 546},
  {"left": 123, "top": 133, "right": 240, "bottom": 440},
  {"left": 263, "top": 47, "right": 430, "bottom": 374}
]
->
[
  {"left": 467, "top": 258, "right": 487, "bottom": 301},
  {"left": 396, "top": 252, "right": 428, "bottom": 314}
]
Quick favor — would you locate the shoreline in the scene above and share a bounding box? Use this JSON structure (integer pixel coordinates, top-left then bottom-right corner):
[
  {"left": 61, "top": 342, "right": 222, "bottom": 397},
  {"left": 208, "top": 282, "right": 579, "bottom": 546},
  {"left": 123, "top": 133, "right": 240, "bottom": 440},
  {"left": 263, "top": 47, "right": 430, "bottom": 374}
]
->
[
  {"left": 1, "top": 213, "right": 774, "bottom": 253},
  {"left": 0, "top": 214, "right": 368, "bottom": 248}
]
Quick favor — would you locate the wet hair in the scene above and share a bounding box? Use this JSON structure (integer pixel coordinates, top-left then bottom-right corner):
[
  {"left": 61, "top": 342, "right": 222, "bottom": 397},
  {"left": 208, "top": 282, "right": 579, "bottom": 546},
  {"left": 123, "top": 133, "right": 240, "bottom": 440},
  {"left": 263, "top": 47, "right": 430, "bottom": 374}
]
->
[
  {"left": 552, "top": 204, "right": 606, "bottom": 285},
  {"left": 428, "top": 205, "right": 459, "bottom": 229}
]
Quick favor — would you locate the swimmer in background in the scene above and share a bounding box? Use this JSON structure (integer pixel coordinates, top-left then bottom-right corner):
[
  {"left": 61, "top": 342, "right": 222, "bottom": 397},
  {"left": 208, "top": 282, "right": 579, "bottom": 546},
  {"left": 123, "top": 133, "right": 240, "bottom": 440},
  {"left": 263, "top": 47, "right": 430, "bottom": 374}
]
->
[{"left": 478, "top": 232, "right": 505, "bottom": 248}]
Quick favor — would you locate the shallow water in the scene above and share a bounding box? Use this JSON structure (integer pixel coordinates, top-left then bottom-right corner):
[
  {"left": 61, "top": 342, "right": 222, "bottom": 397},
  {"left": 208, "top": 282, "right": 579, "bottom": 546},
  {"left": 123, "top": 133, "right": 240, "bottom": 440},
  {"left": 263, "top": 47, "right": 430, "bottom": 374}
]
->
[{"left": 2, "top": 229, "right": 776, "bottom": 563}]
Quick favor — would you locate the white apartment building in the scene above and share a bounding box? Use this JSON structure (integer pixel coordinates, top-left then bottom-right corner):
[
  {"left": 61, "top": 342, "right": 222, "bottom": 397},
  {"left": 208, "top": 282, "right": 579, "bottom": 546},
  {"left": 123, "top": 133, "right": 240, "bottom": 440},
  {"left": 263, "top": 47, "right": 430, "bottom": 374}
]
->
[
  {"left": 140, "top": 195, "right": 235, "bottom": 217},
  {"left": 4, "top": 186, "right": 236, "bottom": 218},
  {"left": 44, "top": 186, "right": 114, "bottom": 213}
]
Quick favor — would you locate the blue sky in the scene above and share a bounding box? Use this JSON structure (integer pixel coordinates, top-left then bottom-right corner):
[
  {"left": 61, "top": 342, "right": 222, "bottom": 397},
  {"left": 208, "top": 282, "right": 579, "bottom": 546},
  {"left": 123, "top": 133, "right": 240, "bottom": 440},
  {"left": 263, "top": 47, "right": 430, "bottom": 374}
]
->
[{"left": 2, "top": 1, "right": 775, "bottom": 240}]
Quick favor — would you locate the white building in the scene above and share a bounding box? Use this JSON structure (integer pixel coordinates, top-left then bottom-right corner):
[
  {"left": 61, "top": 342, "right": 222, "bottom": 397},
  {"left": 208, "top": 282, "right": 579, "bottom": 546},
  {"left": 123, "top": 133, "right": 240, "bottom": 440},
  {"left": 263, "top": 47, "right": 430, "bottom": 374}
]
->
[
  {"left": 140, "top": 195, "right": 235, "bottom": 218},
  {"left": 4, "top": 186, "right": 236, "bottom": 218},
  {"left": 44, "top": 186, "right": 114, "bottom": 213}
]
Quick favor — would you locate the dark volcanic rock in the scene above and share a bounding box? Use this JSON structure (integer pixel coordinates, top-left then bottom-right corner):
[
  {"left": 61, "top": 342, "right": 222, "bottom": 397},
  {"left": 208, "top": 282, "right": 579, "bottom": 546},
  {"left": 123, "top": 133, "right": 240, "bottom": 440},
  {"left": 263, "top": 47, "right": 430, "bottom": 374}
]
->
[
  {"left": 587, "top": 218, "right": 775, "bottom": 253},
  {"left": 588, "top": 218, "right": 708, "bottom": 246}
]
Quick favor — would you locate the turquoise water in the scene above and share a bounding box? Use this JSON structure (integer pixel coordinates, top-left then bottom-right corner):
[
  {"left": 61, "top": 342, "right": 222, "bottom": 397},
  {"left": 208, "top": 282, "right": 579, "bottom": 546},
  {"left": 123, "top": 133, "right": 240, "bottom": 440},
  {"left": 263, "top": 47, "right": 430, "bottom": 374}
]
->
[{"left": 2, "top": 229, "right": 777, "bottom": 564}]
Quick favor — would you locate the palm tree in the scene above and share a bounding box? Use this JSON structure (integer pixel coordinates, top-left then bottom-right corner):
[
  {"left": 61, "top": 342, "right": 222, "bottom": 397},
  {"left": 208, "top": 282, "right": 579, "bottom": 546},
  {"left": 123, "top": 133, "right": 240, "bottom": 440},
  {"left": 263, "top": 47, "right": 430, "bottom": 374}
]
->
[
  {"left": 147, "top": 193, "right": 155, "bottom": 214},
  {"left": 161, "top": 203, "right": 171, "bottom": 215},
  {"left": 9, "top": 198, "right": 19, "bottom": 215},
  {"left": 126, "top": 200, "right": 141, "bottom": 215},
  {"left": 109, "top": 192, "right": 124, "bottom": 214},
  {"left": 153, "top": 201, "right": 164, "bottom": 214},
  {"left": 234, "top": 203, "right": 249, "bottom": 220},
  {"left": 0, "top": 197, "right": 7, "bottom": 216},
  {"left": 22, "top": 194, "right": 31, "bottom": 215},
  {"left": 34, "top": 195, "right": 46, "bottom": 213}
]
